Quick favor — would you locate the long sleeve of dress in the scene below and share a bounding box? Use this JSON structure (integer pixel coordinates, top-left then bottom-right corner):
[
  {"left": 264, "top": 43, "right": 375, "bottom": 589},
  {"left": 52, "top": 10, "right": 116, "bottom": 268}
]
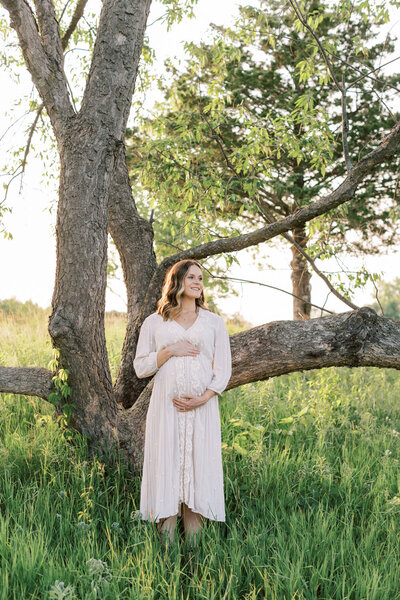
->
[
  {"left": 133, "top": 316, "right": 159, "bottom": 379},
  {"left": 207, "top": 316, "right": 232, "bottom": 396}
]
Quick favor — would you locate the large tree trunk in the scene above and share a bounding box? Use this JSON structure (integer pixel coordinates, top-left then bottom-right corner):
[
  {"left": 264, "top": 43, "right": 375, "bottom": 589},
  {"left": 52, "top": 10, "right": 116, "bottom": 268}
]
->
[
  {"left": 3, "top": 0, "right": 155, "bottom": 456},
  {"left": 48, "top": 122, "right": 120, "bottom": 453},
  {"left": 290, "top": 225, "right": 312, "bottom": 320}
]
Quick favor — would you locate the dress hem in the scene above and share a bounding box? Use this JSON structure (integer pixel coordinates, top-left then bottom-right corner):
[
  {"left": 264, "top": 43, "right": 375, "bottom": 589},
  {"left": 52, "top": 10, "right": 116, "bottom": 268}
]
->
[{"left": 139, "top": 501, "right": 226, "bottom": 524}]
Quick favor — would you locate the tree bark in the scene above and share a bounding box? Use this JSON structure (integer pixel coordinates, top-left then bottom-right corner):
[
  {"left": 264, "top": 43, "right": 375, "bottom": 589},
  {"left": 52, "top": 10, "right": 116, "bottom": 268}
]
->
[
  {"left": 290, "top": 225, "right": 312, "bottom": 320},
  {"left": 108, "top": 145, "right": 158, "bottom": 408},
  {"left": 0, "top": 367, "right": 53, "bottom": 398},
  {"left": 47, "top": 121, "right": 120, "bottom": 452},
  {"left": 226, "top": 307, "right": 400, "bottom": 389}
]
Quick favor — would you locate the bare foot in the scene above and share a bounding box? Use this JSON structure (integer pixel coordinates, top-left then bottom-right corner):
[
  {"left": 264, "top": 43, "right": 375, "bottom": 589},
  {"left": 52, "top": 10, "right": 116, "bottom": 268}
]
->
[
  {"left": 157, "top": 515, "right": 177, "bottom": 544},
  {"left": 182, "top": 504, "right": 203, "bottom": 548}
]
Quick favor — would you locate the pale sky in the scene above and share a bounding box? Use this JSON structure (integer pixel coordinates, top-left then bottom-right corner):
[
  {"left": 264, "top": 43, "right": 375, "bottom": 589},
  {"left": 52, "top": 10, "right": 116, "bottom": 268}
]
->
[{"left": 0, "top": 1, "right": 399, "bottom": 327}]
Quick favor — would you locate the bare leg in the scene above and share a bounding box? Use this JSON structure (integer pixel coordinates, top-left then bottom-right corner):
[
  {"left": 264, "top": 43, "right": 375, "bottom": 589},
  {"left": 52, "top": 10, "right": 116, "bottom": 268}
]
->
[
  {"left": 157, "top": 514, "right": 178, "bottom": 544},
  {"left": 182, "top": 504, "right": 203, "bottom": 547}
]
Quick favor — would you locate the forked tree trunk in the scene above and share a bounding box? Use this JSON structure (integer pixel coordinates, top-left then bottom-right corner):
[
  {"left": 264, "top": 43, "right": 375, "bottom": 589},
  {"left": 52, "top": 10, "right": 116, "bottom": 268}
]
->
[
  {"left": 291, "top": 225, "right": 312, "bottom": 320},
  {"left": 6, "top": 0, "right": 156, "bottom": 456}
]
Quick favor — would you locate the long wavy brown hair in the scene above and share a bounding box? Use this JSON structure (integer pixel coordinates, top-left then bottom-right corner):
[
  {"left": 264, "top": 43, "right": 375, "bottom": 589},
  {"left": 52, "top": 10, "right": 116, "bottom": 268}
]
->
[{"left": 157, "top": 259, "right": 210, "bottom": 321}]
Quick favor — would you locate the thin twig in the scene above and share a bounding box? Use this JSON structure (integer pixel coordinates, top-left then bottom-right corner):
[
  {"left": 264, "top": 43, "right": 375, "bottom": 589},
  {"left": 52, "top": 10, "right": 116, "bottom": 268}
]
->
[
  {"left": 0, "top": 109, "right": 32, "bottom": 145},
  {"left": 205, "top": 271, "right": 335, "bottom": 315},
  {"left": 61, "top": 0, "right": 89, "bottom": 50},
  {"left": 19, "top": 104, "right": 44, "bottom": 192},
  {"left": 320, "top": 290, "right": 331, "bottom": 317},
  {"left": 362, "top": 266, "right": 384, "bottom": 316},
  {"left": 350, "top": 55, "right": 400, "bottom": 88},
  {"left": 58, "top": 0, "right": 72, "bottom": 24},
  {"left": 371, "top": 275, "right": 384, "bottom": 316},
  {"left": 1, "top": 166, "right": 24, "bottom": 204}
]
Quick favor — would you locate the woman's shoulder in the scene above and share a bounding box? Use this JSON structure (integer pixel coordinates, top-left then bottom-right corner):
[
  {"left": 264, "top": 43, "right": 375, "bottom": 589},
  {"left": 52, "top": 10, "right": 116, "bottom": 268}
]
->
[
  {"left": 200, "top": 307, "right": 225, "bottom": 324},
  {"left": 143, "top": 312, "right": 164, "bottom": 325}
]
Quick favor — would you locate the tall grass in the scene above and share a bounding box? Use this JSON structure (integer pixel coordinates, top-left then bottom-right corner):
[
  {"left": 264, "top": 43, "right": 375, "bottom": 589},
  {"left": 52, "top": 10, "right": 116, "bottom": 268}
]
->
[{"left": 1, "top": 301, "right": 400, "bottom": 599}]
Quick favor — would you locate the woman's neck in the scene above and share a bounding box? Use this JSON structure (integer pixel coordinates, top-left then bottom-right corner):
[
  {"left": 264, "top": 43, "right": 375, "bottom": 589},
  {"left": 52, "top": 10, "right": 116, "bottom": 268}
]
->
[{"left": 180, "top": 297, "right": 197, "bottom": 313}]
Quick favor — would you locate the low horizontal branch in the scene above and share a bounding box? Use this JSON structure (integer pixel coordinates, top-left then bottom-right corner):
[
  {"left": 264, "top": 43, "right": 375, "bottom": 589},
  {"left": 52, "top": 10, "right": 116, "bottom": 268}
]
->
[
  {"left": 0, "top": 366, "right": 54, "bottom": 400},
  {"left": 3, "top": 308, "right": 399, "bottom": 415},
  {"left": 228, "top": 307, "right": 400, "bottom": 389},
  {"left": 128, "top": 307, "right": 400, "bottom": 439}
]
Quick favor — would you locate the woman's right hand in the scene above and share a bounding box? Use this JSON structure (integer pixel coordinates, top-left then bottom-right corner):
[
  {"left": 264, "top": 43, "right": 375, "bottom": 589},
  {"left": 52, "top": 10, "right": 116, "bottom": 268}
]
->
[{"left": 168, "top": 340, "right": 200, "bottom": 357}]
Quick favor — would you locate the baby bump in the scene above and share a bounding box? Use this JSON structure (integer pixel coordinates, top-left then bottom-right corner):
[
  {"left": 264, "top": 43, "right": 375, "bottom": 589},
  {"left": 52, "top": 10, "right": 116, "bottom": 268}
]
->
[{"left": 174, "top": 355, "right": 213, "bottom": 397}]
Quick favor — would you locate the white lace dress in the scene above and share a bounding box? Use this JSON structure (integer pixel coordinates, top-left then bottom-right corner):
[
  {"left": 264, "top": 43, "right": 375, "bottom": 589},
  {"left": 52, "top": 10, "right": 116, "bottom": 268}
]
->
[{"left": 133, "top": 307, "right": 232, "bottom": 523}]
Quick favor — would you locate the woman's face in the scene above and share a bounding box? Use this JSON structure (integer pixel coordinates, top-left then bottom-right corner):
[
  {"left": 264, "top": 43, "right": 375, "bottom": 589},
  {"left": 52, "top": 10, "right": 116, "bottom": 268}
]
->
[{"left": 182, "top": 264, "right": 203, "bottom": 300}]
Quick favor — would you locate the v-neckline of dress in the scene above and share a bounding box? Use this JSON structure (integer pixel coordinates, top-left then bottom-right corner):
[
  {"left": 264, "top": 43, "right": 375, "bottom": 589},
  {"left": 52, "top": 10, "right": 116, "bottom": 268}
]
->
[{"left": 173, "top": 309, "right": 201, "bottom": 332}]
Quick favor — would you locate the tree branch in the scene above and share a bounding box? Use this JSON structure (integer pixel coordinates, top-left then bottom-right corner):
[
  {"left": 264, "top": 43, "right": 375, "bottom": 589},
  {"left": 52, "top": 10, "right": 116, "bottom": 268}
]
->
[
  {"left": 80, "top": 0, "right": 152, "bottom": 139},
  {"left": 140, "top": 122, "right": 400, "bottom": 318},
  {"left": 0, "top": 0, "right": 74, "bottom": 137},
  {"left": 227, "top": 307, "right": 400, "bottom": 389},
  {"left": 61, "top": 0, "right": 88, "bottom": 49},
  {"left": 0, "top": 366, "right": 54, "bottom": 399},
  {"left": 108, "top": 144, "right": 158, "bottom": 407}
]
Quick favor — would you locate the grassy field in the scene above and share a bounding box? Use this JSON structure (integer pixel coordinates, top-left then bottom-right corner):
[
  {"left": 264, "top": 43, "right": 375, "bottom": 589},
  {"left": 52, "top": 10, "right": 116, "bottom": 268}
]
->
[{"left": 1, "top": 300, "right": 400, "bottom": 599}]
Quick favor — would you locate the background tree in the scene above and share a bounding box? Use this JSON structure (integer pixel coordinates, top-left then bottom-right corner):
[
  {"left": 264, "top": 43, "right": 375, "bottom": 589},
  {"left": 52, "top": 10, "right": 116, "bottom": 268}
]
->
[
  {"left": 0, "top": 0, "right": 399, "bottom": 470},
  {"left": 369, "top": 277, "right": 400, "bottom": 318},
  {"left": 127, "top": 0, "right": 400, "bottom": 319}
]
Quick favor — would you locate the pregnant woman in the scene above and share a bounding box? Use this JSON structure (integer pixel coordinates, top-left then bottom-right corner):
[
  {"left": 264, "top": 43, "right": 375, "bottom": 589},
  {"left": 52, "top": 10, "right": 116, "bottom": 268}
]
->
[{"left": 133, "top": 259, "right": 232, "bottom": 546}]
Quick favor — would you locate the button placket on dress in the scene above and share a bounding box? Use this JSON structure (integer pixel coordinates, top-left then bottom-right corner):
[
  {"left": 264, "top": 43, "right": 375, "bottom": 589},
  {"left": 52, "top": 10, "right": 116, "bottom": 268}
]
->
[
  {"left": 177, "top": 354, "right": 195, "bottom": 507},
  {"left": 176, "top": 324, "right": 202, "bottom": 509}
]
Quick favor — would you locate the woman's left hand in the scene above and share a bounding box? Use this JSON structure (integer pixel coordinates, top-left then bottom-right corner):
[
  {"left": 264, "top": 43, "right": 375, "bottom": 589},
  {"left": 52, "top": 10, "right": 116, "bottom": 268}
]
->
[{"left": 172, "top": 393, "right": 207, "bottom": 412}]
